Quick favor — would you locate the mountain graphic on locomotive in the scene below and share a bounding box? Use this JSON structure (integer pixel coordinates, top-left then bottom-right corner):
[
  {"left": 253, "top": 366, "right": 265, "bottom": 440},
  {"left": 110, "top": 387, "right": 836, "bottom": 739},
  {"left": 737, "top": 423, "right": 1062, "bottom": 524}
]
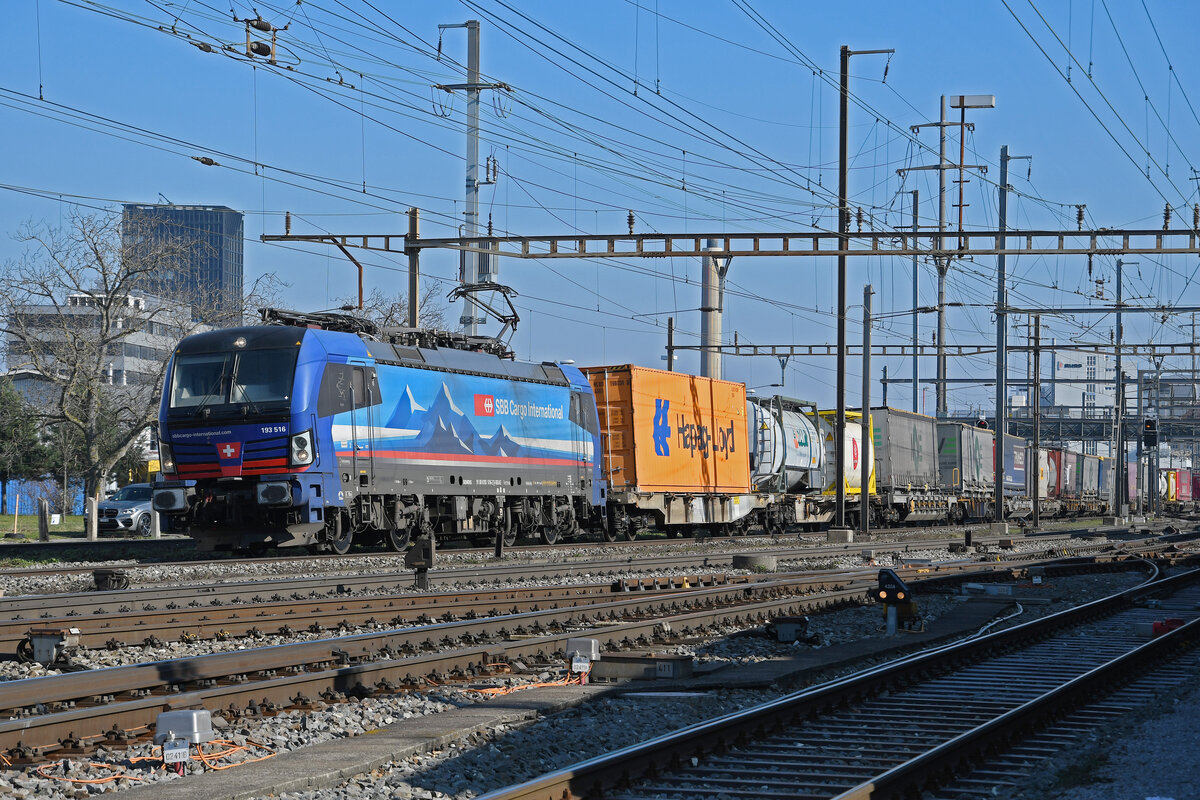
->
[{"left": 152, "top": 309, "right": 1118, "bottom": 553}]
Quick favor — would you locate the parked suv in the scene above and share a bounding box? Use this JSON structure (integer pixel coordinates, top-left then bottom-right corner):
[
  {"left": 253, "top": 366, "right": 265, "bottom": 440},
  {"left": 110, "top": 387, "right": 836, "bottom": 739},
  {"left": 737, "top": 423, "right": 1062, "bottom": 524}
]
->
[{"left": 93, "top": 483, "right": 156, "bottom": 536}]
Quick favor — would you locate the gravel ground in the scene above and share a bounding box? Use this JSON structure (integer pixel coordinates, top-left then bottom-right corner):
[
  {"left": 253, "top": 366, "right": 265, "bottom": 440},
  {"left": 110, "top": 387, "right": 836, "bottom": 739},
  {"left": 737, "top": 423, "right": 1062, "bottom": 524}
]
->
[
  {"left": 0, "top": 534, "right": 1103, "bottom": 684},
  {"left": 1015, "top": 682, "right": 1200, "bottom": 800},
  {"left": 0, "top": 527, "right": 1101, "bottom": 597},
  {"left": 0, "top": 569, "right": 1157, "bottom": 800}
]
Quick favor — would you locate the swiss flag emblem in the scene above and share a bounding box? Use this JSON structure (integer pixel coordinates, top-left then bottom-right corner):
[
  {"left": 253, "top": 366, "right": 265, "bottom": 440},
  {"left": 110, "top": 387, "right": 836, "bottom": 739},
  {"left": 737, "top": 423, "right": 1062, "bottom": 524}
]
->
[
  {"left": 217, "top": 441, "right": 242, "bottom": 460},
  {"left": 474, "top": 394, "right": 495, "bottom": 417}
]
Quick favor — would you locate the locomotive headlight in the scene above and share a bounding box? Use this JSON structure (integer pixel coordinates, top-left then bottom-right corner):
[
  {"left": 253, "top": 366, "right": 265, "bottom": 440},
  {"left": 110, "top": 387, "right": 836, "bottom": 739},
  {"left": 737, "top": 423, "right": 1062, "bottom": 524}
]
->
[
  {"left": 290, "top": 430, "right": 314, "bottom": 466},
  {"left": 159, "top": 443, "right": 175, "bottom": 474}
]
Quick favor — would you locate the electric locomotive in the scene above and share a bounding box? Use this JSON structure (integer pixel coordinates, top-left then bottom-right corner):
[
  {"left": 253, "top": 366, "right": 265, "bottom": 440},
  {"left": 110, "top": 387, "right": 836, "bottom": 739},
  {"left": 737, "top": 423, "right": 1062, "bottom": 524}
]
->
[{"left": 152, "top": 309, "right": 603, "bottom": 553}]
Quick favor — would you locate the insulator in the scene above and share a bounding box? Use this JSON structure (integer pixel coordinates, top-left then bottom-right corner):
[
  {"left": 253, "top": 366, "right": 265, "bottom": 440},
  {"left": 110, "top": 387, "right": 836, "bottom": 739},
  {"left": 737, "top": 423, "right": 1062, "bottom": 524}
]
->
[
  {"left": 1193, "top": 203, "right": 1198, "bottom": 231},
  {"left": 250, "top": 17, "right": 273, "bottom": 32},
  {"left": 1076, "top": 205, "right": 1085, "bottom": 231},
  {"left": 249, "top": 40, "right": 272, "bottom": 57},
  {"left": 1164, "top": 202, "right": 1172, "bottom": 230},
  {"left": 1087, "top": 254, "right": 1093, "bottom": 278},
  {"left": 627, "top": 210, "right": 635, "bottom": 235}
]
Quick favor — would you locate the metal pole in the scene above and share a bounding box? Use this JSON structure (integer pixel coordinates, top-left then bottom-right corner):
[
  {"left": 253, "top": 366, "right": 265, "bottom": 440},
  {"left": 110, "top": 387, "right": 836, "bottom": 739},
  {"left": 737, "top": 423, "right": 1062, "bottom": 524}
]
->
[
  {"left": 911, "top": 189, "right": 919, "bottom": 412},
  {"left": 1115, "top": 258, "right": 1125, "bottom": 511},
  {"left": 882, "top": 365, "right": 889, "bottom": 407},
  {"left": 1154, "top": 367, "right": 1162, "bottom": 515},
  {"left": 406, "top": 208, "right": 420, "bottom": 328},
  {"left": 1032, "top": 315, "right": 1041, "bottom": 529},
  {"left": 937, "top": 95, "right": 948, "bottom": 417},
  {"left": 957, "top": 103, "right": 967, "bottom": 249},
  {"left": 835, "top": 44, "right": 850, "bottom": 531},
  {"left": 463, "top": 20, "right": 481, "bottom": 335},
  {"left": 1136, "top": 374, "right": 1144, "bottom": 515},
  {"left": 700, "top": 239, "right": 720, "bottom": 379},
  {"left": 861, "top": 284, "right": 873, "bottom": 536},
  {"left": 666, "top": 316, "right": 675, "bottom": 372},
  {"left": 994, "top": 146, "right": 1009, "bottom": 524}
]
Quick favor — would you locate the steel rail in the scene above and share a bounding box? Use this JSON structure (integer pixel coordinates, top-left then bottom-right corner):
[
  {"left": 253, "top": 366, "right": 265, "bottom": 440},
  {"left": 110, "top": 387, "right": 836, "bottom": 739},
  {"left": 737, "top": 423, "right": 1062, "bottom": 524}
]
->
[
  {"left": 0, "top": 575, "right": 880, "bottom": 756},
  {"left": 0, "top": 556, "right": 1170, "bottom": 759},
  {"left": 832, "top": 614, "right": 1200, "bottom": 799},
  {"left": 0, "top": 575, "right": 750, "bottom": 652},
  {"left": 469, "top": 566, "right": 1198, "bottom": 800},
  {"left": 2, "top": 542, "right": 1172, "bottom": 657}
]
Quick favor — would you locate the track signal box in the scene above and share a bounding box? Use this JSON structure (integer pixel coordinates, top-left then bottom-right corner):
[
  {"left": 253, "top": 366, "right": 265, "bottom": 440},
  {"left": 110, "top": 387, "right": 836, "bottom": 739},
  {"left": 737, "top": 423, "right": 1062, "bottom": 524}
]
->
[{"left": 874, "top": 569, "right": 910, "bottom": 605}]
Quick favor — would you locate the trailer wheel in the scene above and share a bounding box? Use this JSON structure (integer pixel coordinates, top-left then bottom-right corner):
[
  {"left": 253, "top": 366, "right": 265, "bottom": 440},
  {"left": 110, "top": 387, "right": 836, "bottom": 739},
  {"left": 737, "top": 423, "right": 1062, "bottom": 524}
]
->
[{"left": 539, "top": 525, "right": 559, "bottom": 546}]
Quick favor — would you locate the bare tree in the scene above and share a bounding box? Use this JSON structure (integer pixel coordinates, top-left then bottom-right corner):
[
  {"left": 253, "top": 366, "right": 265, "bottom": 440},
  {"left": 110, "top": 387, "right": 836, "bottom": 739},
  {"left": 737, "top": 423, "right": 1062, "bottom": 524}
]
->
[
  {"left": 334, "top": 286, "right": 449, "bottom": 330},
  {"left": 0, "top": 210, "right": 280, "bottom": 500}
]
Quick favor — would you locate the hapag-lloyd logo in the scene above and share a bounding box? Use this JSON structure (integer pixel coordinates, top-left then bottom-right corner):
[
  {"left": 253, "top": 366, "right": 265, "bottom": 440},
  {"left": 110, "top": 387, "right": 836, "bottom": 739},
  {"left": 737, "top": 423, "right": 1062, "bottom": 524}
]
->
[
  {"left": 652, "top": 399, "right": 671, "bottom": 456},
  {"left": 650, "top": 398, "right": 737, "bottom": 459}
]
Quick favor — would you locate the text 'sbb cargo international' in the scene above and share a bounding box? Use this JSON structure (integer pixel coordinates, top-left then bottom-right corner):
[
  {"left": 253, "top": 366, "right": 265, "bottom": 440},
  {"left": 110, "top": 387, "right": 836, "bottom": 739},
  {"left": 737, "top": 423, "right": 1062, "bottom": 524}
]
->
[{"left": 583, "top": 365, "right": 752, "bottom": 530}]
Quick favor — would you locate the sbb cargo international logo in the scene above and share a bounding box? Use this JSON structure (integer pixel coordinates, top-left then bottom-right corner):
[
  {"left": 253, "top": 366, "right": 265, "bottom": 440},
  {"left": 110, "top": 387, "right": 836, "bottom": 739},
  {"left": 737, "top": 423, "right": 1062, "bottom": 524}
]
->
[{"left": 474, "top": 394, "right": 495, "bottom": 417}]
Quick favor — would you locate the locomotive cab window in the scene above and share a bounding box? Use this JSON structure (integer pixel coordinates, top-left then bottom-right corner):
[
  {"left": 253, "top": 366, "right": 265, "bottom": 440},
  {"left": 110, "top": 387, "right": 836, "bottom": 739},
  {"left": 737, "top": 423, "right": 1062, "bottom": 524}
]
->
[
  {"left": 570, "top": 391, "right": 598, "bottom": 436},
  {"left": 318, "top": 364, "right": 377, "bottom": 415}
]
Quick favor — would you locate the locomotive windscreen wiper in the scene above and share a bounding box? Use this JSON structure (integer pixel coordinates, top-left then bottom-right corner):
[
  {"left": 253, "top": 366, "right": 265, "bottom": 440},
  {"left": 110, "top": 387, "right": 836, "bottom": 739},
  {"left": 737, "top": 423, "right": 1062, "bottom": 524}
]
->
[
  {"left": 190, "top": 355, "right": 231, "bottom": 418},
  {"left": 230, "top": 380, "right": 262, "bottom": 416}
]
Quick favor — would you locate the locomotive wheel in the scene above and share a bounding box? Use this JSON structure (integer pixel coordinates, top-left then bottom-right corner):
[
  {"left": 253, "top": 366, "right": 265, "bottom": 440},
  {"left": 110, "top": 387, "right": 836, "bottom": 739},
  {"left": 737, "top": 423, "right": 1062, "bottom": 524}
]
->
[
  {"left": 539, "top": 526, "right": 560, "bottom": 546},
  {"left": 665, "top": 527, "right": 680, "bottom": 539},
  {"left": 15, "top": 638, "right": 33, "bottom": 664},
  {"left": 328, "top": 515, "right": 353, "bottom": 555},
  {"left": 386, "top": 526, "right": 411, "bottom": 552}
]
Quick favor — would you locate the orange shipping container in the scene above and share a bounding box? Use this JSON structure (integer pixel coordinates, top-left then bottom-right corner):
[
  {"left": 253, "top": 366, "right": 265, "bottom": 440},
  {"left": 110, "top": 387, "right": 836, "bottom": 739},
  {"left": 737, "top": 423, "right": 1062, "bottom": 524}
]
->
[{"left": 583, "top": 365, "right": 750, "bottom": 494}]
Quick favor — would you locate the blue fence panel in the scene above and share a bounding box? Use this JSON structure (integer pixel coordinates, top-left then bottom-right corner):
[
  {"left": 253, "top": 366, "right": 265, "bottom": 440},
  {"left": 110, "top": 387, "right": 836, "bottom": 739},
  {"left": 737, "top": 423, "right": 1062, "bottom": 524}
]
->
[{"left": 1, "top": 478, "right": 85, "bottom": 515}]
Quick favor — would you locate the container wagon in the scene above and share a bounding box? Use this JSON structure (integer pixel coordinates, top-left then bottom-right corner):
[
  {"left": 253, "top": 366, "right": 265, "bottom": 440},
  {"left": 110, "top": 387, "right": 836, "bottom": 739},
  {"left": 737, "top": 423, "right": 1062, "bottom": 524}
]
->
[
  {"left": 868, "top": 407, "right": 947, "bottom": 524},
  {"left": 1078, "top": 454, "right": 1101, "bottom": 514},
  {"left": 937, "top": 422, "right": 995, "bottom": 522},
  {"left": 1098, "top": 458, "right": 1114, "bottom": 513},
  {"left": 586, "top": 365, "right": 764, "bottom": 538},
  {"left": 1030, "top": 447, "right": 1061, "bottom": 517},
  {"left": 1174, "top": 468, "right": 1194, "bottom": 512},
  {"left": 1001, "top": 434, "right": 1032, "bottom": 519},
  {"left": 749, "top": 396, "right": 835, "bottom": 531},
  {"left": 817, "top": 410, "right": 876, "bottom": 527}
]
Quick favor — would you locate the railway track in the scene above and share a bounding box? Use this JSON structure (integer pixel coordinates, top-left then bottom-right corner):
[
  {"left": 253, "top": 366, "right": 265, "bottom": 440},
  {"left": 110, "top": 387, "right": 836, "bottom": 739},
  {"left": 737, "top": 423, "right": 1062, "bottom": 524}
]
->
[
  {"left": 0, "top": 518, "right": 1168, "bottom": 587},
  {"left": 471, "top": 566, "right": 1200, "bottom": 800},
  {"left": 0, "top": 547, "right": 1178, "bottom": 763},
  {"left": 3, "top": 538, "right": 1177, "bottom": 657}
]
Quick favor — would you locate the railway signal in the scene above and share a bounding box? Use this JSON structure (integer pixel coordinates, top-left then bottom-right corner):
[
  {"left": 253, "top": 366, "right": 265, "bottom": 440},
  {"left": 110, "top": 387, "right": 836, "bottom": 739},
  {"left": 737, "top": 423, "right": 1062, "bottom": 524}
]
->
[
  {"left": 1142, "top": 418, "right": 1158, "bottom": 446},
  {"left": 874, "top": 569, "right": 910, "bottom": 604},
  {"left": 875, "top": 569, "right": 917, "bottom": 636}
]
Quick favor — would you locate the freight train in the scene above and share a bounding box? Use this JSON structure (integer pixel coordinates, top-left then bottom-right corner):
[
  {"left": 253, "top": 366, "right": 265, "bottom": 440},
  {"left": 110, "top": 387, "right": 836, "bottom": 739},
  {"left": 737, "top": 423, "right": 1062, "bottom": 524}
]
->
[{"left": 151, "top": 310, "right": 1114, "bottom": 552}]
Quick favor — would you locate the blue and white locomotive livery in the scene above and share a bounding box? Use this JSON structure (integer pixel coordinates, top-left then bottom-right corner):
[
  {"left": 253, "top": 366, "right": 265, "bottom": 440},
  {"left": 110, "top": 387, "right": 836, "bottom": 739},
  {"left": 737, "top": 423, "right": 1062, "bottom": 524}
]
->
[{"left": 152, "top": 313, "right": 603, "bottom": 553}]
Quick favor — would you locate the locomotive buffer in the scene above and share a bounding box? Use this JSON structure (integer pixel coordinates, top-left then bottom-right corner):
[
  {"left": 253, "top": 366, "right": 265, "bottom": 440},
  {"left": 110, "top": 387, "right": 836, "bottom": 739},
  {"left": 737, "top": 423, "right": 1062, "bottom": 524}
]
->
[{"left": 874, "top": 569, "right": 918, "bottom": 636}]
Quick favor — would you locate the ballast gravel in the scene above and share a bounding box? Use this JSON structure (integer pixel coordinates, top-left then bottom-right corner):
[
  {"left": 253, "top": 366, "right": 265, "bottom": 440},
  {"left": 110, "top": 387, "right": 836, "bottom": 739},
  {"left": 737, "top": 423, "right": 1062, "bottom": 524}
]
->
[{"left": 0, "top": 570, "right": 1152, "bottom": 800}]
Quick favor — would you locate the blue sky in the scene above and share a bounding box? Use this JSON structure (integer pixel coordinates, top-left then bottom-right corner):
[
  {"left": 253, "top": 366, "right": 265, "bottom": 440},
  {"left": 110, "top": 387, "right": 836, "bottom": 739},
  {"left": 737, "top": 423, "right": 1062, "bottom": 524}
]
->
[{"left": 2, "top": 1, "right": 1198, "bottom": 415}]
